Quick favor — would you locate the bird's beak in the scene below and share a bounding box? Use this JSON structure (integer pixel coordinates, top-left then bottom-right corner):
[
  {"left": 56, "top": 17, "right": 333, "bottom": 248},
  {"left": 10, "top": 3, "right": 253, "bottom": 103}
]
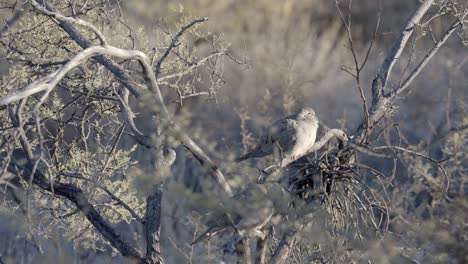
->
[{"left": 339, "top": 135, "right": 349, "bottom": 149}]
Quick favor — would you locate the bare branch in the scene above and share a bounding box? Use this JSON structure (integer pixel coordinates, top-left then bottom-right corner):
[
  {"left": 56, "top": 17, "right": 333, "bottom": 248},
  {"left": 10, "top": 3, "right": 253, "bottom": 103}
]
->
[
  {"left": 115, "top": 87, "right": 144, "bottom": 136},
  {"left": 28, "top": 1, "right": 232, "bottom": 196},
  {"left": 157, "top": 51, "right": 226, "bottom": 82},
  {"left": 378, "top": 0, "right": 435, "bottom": 93},
  {"left": 374, "top": 145, "right": 450, "bottom": 192},
  {"left": 7, "top": 150, "right": 145, "bottom": 262},
  {"left": 0, "top": 2, "right": 29, "bottom": 39},
  {"left": 398, "top": 13, "right": 467, "bottom": 94},
  {"left": 353, "top": 0, "right": 464, "bottom": 143},
  {"left": 254, "top": 236, "right": 268, "bottom": 264},
  {"left": 31, "top": 0, "right": 108, "bottom": 46},
  {"left": 155, "top": 17, "right": 208, "bottom": 77},
  {"left": 0, "top": 43, "right": 232, "bottom": 197},
  {"left": 35, "top": 0, "right": 142, "bottom": 97},
  {"left": 270, "top": 231, "right": 298, "bottom": 264},
  {"left": 0, "top": 46, "right": 148, "bottom": 106},
  {"left": 62, "top": 172, "right": 144, "bottom": 223},
  {"left": 145, "top": 184, "right": 164, "bottom": 263}
]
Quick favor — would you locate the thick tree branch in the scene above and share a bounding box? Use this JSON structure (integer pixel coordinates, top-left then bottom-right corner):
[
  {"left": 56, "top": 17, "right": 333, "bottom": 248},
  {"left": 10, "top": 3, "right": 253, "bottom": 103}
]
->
[
  {"left": 30, "top": 1, "right": 232, "bottom": 195},
  {"left": 353, "top": 0, "right": 464, "bottom": 143},
  {"left": 269, "top": 231, "right": 298, "bottom": 264},
  {"left": 62, "top": 172, "right": 144, "bottom": 223},
  {"left": 398, "top": 13, "right": 467, "bottom": 95},
  {"left": 144, "top": 184, "right": 164, "bottom": 264},
  {"left": 7, "top": 150, "right": 145, "bottom": 262},
  {"left": 378, "top": 0, "right": 434, "bottom": 93},
  {"left": 31, "top": 0, "right": 107, "bottom": 45},
  {"left": 254, "top": 236, "right": 267, "bottom": 264},
  {"left": 0, "top": 45, "right": 232, "bottom": 196},
  {"left": 35, "top": 0, "right": 143, "bottom": 97}
]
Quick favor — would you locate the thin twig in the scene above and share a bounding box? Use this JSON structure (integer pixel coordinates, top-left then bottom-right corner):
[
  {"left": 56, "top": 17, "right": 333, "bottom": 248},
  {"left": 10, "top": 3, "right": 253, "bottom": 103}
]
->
[
  {"left": 31, "top": 0, "right": 108, "bottom": 46},
  {"left": 155, "top": 17, "right": 208, "bottom": 77}
]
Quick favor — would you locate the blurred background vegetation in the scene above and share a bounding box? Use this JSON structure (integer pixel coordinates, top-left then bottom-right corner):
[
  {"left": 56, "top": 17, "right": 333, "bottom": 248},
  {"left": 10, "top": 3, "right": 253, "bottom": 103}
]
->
[{"left": 0, "top": 0, "right": 466, "bottom": 263}]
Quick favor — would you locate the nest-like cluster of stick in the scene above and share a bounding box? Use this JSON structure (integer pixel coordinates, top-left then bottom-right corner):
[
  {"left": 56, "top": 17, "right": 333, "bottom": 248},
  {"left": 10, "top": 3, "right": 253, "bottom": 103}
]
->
[{"left": 285, "top": 145, "right": 389, "bottom": 237}]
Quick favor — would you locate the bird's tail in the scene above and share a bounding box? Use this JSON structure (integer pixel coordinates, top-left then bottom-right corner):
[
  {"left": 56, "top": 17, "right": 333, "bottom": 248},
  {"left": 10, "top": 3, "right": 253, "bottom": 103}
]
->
[
  {"left": 235, "top": 148, "right": 268, "bottom": 163},
  {"left": 235, "top": 153, "right": 250, "bottom": 163}
]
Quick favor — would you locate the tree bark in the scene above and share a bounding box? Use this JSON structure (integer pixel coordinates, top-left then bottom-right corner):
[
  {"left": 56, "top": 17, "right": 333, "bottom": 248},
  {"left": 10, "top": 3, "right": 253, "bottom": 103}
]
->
[
  {"left": 254, "top": 236, "right": 267, "bottom": 264},
  {"left": 8, "top": 150, "right": 146, "bottom": 262},
  {"left": 270, "top": 231, "right": 298, "bottom": 264},
  {"left": 144, "top": 184, "right": 164, "bottom": 264},
  {"left": 235, "top": 237, "right": 252, "bottom": 264}
]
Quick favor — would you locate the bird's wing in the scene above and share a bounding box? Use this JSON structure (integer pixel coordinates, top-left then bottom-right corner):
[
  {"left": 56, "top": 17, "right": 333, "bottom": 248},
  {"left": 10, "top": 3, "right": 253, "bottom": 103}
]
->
[
  {"left": 235, "top": 131, "right": 273, "bottom": 162},
  {"left": 280, "top": 120, "right": 319, "bottom": 165},
  {"left": 236, "top": 118, "right": 300, "bottom": 162},
  {"left": 261, "top": 118, "right": 299, "bottom": 154}
]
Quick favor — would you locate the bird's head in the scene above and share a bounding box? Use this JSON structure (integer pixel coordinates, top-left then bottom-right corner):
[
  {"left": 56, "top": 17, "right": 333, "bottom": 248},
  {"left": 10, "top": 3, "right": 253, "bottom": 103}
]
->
[
  {"left": 329, "top": 129, "right": 349, "bottom": 148},
  {"left": 297, "top": 107, "right": 317, "bottom": 122}
]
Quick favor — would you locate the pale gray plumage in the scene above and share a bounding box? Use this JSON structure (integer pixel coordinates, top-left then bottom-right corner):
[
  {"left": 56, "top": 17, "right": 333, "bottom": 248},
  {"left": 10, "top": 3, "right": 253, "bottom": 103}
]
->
[
  {"left": 154, "top": 146, "right": 176, "bottom": 169},
  {"left": 192, "top": 183, "right": 273, "bottom": 244},
  {"left": 236, "top": 107, "right": 319, "bottom": 164}
]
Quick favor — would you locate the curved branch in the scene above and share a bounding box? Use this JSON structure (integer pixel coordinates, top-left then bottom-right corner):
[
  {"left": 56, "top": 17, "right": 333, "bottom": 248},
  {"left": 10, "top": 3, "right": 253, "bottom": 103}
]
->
[
  {"left": 0, "top": 44, "right": 233, "bottom": 196},
  {"left": 0, "top": 46, "right": 148, "bottom": 106},
  {"left": 378, "top": 0, "right": 434, "bottom": 93},
  {"left": 35, "top": 0, "right": 142, "bottom": 97},
  {"left": 31, "top": 0, "right": 108, "bottom": 45}
]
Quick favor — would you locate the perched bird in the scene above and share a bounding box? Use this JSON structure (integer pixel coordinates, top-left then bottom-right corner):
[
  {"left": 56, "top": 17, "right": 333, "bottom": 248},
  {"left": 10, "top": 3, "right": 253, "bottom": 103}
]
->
[
  {"left": 236, "top": 107, "right": 319, "bottom": 165},
  {"left": 154, "top": 146, "right": 176, "bottom": 169},
  {"left": 192, "top": 183, "right": 274, "bottom": 244}
]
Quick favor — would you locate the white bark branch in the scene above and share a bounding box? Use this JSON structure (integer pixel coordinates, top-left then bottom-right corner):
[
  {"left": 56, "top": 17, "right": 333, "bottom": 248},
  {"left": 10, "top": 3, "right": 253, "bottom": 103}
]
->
[
  {"left": 378, "top": 0, "right": 435, "bottom": 93},
  {"left": 398, "top": 12, "right": 467, "bottom": 95},
  {"left": 31, "top": 0, "right": 108, "bottom": 46},
  {"left": 0, "top": 44, "right": 233, "bottom": 196}
]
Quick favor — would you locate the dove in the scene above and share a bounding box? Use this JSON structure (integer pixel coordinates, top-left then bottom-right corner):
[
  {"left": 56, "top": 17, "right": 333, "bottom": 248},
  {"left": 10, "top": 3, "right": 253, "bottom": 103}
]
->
[
  {"left": 154, "top": 146, "right": 176, "bottom": 169},
  {"left": 236, "top": 107, "right": 319, "bottom": 165}
]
